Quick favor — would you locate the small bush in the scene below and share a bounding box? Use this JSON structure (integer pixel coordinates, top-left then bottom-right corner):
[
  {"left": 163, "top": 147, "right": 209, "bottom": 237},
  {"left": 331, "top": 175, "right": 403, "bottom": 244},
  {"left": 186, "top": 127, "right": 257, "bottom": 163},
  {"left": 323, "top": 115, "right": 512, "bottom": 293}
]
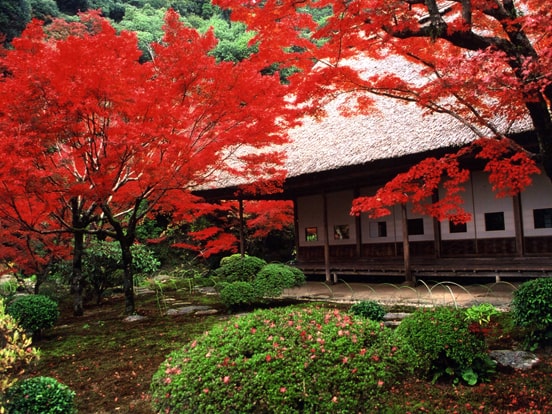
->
[
  {"left": 350, "top": 300, "right": 386, "bottom": 321},
  {"left": 4, "top": 376, "right": 76, "bottom": 414},
  {"left": 214, "top": 254, "right": 267, "bottom": 283},
  {"left": 219, "top": 281, "right": 260, "bottom": 308},
  {"left": 253, "top": 263, "right": 300, "bottom": 297},
  {"left": 0, "top": 298, "right": 39, "bottom": 397},
  {"left": 512, "top": 278, "right": 552, "bottom": 349},
  {"left": 150, "top": 305, "right": 416, "bottom": 413},
  {"left": 396, "top": 307, "right": 494, "bottom": 385},
  {"left": 6, "top": 295, "right": 59, "bottom": 338}
]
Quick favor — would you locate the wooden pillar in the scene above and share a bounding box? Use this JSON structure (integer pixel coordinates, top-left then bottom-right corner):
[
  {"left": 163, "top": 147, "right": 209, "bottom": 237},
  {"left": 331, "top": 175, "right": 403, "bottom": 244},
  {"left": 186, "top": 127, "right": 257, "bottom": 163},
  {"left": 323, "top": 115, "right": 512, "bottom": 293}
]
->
[
  {"left": 238, "top": 198, "right": 245, "bottom": 257},
  {"left": 292, "top": 198, "right": 300, "bottom": 261},
  {"left": 400, "top": 203, "right": 414, "bottom": 284},
  {"left": 322, "top": 193, "right": 332, "bottom": 283},
  {"left": 432, "top": 192, "right": 441, "bottom": 258},
  {"left": 513, "top": 194, "right": 524, "bottom": 257},
  {"left": 354, "top": 187, "right": 362, "bottom": 258}
]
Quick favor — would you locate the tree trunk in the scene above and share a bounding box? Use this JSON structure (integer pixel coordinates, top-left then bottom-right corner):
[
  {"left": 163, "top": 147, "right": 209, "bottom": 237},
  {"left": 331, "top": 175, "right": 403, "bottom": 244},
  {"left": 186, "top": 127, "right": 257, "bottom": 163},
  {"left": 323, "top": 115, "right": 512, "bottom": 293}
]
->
[
  {"left": 71, "top": 230, "right": 85, "bottom": 316},
  {"left": 119, "top": 238, "right": 135, "bottom": 315}
]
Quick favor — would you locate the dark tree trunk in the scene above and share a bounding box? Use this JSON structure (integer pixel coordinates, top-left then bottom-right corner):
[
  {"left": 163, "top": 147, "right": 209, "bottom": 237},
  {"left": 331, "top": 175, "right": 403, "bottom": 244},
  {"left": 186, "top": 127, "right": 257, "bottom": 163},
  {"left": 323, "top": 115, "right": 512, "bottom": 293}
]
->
[
  {"left": 119, "top": 238, "right": 135, "bottom": 315},
  {"left": 71, "top": 230, "right": 85, "bottom": 316}
]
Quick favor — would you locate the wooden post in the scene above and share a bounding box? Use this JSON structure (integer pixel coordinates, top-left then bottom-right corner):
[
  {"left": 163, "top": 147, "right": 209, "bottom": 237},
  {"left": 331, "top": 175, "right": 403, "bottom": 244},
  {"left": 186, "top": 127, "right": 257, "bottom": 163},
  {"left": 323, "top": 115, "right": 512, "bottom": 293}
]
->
[
  {"left": 323, "top": 193, "right": 332, "bottom": 283},
  {"left": 513, "top": 194, "right": 524, "bottom": 257},
  {"left": 401, "top": 203, "right": 414, "bottom": 284},
  {"left": 238, "top": 198, "right": 245, "bottom": 257}
]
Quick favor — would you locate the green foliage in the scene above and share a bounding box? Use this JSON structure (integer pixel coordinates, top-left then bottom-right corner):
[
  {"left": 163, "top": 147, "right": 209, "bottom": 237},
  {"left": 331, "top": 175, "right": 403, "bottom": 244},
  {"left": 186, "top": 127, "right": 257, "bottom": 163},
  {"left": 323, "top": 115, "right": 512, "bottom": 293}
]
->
[
  {"left": 150, "top": 305, "right": 416, "bottom": 413},
  {"left": 214, "top": 254, "right": 267, "bottom": 283},
  {"left": 464, "top": 303, "right": 501, "bottom": 325},
  {"left": 395, "top": 307, "right": 495, "bottom": 385},
  {"left": 4, "top": 376, "right": 76, "bottom": 414},
  {"left": 114, "top": 4, "right": 165, "bottom": 59},
  {"left": 81, "top": 240, "right": 160, "bottom": 302},
  {"left": 0, "top": 0, "right": 31, "bottom": 43},
  {"left": 6, "top": 295, "right": 59, "bottom": 338},
  {"left": 350, "top": 300, "right": 386, "bottom": 321},
  {"left": 512, "top": 278, "right": 552, "bottom": 349},
  {"left": 218, "top": 281, "right": 259, "bottom": 307},
  {"left": 30, "top": 0, "right": 60, "bottom": 21},
  {"left": 0, "top": 298, "right": 39, "bottom": 398},
  {"left": 215, "top": 258, "right": 305, "bottom": 307},
  {"left": 253, "top": 263, "right": 302, "bottom": 297}
]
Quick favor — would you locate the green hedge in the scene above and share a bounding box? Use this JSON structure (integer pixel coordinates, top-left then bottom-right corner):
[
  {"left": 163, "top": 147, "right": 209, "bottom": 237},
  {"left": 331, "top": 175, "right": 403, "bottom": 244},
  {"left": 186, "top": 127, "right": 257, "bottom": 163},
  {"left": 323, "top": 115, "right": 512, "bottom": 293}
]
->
[{"left": 4, "top": 376, "right": 76, "bottom": 414}]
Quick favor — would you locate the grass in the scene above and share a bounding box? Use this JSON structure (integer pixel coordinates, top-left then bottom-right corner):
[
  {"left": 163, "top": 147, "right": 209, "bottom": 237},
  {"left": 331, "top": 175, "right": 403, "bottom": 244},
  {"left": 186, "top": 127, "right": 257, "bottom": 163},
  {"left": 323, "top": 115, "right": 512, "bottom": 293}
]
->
[{"left": 21, "top": 287, "right": 552, "bottom": 414}]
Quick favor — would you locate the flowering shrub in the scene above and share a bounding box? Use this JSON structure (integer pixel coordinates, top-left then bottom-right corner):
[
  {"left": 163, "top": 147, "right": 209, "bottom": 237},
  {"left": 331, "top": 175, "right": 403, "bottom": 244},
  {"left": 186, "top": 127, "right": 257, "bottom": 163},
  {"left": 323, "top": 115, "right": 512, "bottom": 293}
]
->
[
  {"left": 0, "top": 298, "right": 39, "bottom": 402},
  {"left": 150, "top": 305, "right": 417, "bottom": 413},
  {"left": 396, "top": 307, "right": 495, "bottom": 385}
]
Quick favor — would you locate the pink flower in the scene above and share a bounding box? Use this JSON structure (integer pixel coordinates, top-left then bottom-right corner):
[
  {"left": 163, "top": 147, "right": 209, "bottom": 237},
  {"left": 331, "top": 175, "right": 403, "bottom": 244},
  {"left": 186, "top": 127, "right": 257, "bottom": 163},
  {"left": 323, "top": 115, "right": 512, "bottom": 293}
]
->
[
  {"left": 280, "top": 387, "right": 287, "bottom": 393},
  {"left": 377, "top": 380, "right": 384, "bottom": 387},
  {"left": 223, "top": 376, "right": 230, "bottom": 384}
]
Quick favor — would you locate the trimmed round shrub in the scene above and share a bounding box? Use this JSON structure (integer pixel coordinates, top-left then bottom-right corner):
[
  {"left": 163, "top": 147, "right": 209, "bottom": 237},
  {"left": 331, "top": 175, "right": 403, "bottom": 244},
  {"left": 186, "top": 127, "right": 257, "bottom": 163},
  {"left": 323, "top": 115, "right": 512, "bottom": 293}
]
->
[
  {"left": 150, "top": 305, "right": 417, "bottom": 413},
  {"left": 4, "top": 376, "right": 76, "bottom": 414},
  {"left": 253, "top": 263, "right": 300, "bottom": 297},
  {"left": 0, "top": 298, "right": 39, "bottom": 396},
  {"left": 350, "top": 300, "right": 386, "bottom": 321},
  {"left": 214, "top": 254, "right": 267, "bottom": 283},
  {"left": 395, "top": 307, "right": 494, "bottom": 384},
  {"left": 219, "top": 281, "right": 260, "bottom": 308},
  {"left": 6, "top": 295, "right": 59, "bottom": 337},
  {"left": 512, "top": 278, "right": 552, "bottom": 348}
]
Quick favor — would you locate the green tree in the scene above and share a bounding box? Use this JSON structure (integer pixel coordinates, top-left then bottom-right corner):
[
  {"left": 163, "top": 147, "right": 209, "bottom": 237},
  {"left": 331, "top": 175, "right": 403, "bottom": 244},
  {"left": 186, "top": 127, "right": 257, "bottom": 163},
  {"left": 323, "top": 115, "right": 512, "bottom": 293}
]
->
[
  {"left": 30, "top": 0, "right": 60, "bottom": 22},
  {"left": 115, "top": 4, "right": 165, "bottom": 59},
  {"left": 0, "top": 0, "right": 31, "bottom": 43}
]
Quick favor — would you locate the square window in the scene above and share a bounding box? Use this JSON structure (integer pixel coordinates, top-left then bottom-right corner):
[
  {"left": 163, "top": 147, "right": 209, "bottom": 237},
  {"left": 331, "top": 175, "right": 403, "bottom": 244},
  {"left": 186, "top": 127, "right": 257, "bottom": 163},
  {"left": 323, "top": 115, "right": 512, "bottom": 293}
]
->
[
  {"left": 484, "top": 212, "right": 505, "bottom": 231},
  {"left": 449, "top": 220, "right": 467, "bottom": 233},
  {"left": 533, "top": 208, "right": 552, "bottom": 229},
  {"left": 305, "top": 227, "right": 318, "bottom": 241},
  {"left": 377, "top": 221, "right": 387, "bottom": 237},
  {"left": 407, "top": 218, "right": 424, "bottom": 235},
  {"left": 369, "top": 221, "right": 387, "bottom": 238},
  {"left": 334, "top": 224, "right": 350, "bottom": 240}
]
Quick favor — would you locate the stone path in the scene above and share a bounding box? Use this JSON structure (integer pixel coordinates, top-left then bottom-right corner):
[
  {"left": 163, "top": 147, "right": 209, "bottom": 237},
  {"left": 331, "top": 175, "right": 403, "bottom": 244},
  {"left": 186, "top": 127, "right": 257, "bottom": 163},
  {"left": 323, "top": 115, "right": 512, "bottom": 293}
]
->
[{"left": 280, "top": 280, "right": 518, "bottom": 309}]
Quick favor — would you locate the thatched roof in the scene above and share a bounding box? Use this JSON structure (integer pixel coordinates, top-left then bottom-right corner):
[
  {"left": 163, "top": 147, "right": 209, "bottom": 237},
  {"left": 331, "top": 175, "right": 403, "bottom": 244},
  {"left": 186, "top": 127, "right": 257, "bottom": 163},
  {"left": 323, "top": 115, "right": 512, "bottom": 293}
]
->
[{"left": 200, "top": 53, "right": 533, "bottom": 196}]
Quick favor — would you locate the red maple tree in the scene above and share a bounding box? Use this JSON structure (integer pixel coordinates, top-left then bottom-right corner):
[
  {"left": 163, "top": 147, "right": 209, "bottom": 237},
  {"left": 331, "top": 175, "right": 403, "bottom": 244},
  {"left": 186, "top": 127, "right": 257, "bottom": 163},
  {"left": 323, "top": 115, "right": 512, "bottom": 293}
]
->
[
  {"left": 214, "top": 0, "right": 550, "bottom": 280},
  {"left": 214, "top": 0, "right": 551, "bottom": 202},
  {"left": 0, "top": 10, "right": 296, "bottom": 314}
]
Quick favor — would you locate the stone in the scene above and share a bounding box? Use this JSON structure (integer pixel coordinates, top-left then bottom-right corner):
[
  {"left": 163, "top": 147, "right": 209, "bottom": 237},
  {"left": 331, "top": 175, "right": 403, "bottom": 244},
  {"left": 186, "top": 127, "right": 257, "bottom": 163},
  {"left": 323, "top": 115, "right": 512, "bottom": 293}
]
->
[
  {"left": 166, "top": 305, "right": 212, "bottom": 316},
  {"left": 489, "top": 350, "right": 540, "bottom": 370},
  {"left": 123, "top": 314, "right": 147, "bottom": 323},
  {"left": 195, "top": 309, "right": 219, "bottom": 316}
]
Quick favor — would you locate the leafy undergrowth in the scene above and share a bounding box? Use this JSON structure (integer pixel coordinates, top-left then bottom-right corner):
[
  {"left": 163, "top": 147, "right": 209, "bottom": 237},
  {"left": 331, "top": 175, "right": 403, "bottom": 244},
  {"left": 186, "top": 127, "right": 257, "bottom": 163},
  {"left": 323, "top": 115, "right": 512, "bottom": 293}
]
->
[{"left": 27, "top": 291, "right": 552, "bottom": 414}]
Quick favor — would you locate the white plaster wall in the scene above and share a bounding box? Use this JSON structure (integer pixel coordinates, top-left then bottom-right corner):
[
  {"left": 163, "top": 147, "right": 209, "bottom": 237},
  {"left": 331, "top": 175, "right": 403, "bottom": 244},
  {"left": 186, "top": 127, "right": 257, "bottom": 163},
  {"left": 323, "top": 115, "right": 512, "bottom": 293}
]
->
[
  {"left": 520, "top": 172, "right": 552, "bottom": 237},
  {"left": 358, "top": 188, "right": 433, "bottom": 242},
  {"left": 471, "top": 171, "right": 515, "bottom": 239},
  {"left": 326, "top": 190, "right": 356, "bottom": 245},
  {"left": 439, "top": 174, "right": 476, "bottom": 240},
  {"left": 359, "top": 187, "right": 397, "bottom": 243},
  {"left": 297, "top": 194, "right": 324, "bottom": 246}
]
